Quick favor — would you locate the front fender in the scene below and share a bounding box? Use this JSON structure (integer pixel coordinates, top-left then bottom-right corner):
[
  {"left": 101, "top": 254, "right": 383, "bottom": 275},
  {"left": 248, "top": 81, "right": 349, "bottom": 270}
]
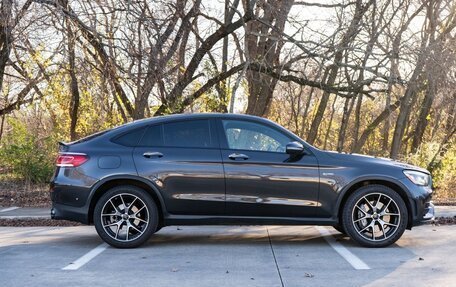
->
[{"left": 331, "top": 175, "right": 415, "bottom": 222}]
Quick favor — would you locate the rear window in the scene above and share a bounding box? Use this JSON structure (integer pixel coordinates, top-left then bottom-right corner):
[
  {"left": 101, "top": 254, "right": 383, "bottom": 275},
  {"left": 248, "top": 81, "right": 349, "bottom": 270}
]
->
[
  {"left": 69, "top": 130, "right": 109, "bottom": 145},
  {"left": 112, "top": 127, "right": 146, "bottom": 147}
]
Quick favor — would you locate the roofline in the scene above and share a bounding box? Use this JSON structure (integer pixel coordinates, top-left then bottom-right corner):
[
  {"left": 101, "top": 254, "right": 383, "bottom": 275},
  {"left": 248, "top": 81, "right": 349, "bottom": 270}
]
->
[{"left": 84, "top": 113, "right": 317, "bottom": 153}]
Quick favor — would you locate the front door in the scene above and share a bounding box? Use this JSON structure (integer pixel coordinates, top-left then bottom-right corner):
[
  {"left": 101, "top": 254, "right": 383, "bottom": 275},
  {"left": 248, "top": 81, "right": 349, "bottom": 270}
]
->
[
  {"left": 218, "top": 119, "right": 320, "bottom": 218},
  {"left": 133, "top": 119, "right": 225, "bottom": 215}
]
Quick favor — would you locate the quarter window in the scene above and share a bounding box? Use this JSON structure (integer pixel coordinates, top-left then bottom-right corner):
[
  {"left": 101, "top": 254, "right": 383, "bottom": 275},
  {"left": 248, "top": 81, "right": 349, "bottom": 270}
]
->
[
  {"left": 222, "top": 120, "right": 291, "bottom": 152},
  {"left": 112, "top": 127, "right": 146, "bottom": 147}
]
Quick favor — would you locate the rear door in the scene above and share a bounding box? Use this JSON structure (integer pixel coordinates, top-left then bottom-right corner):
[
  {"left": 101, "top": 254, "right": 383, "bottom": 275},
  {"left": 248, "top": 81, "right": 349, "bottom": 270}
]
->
[
  {"left": 218, "top": 119, "right": 320, "bottom": 218},
  {"left": 133, "top": 119, "right": 225, "bottom": 215}
]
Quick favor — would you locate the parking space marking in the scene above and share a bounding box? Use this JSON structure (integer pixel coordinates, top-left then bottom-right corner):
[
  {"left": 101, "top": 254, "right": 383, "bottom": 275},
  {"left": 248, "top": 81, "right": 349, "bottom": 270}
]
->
[
  {"left": 0, "top": 207, "right": 19, "bottom": 213},
  {"left": 316, "top": 226, "right": 370, "bottom": 270},
  {"left": 62, "top": 243, "right": 108, "bottom": 270}
]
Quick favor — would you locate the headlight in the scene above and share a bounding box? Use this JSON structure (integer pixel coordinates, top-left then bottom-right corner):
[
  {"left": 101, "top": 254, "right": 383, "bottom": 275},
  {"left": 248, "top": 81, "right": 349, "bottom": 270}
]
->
[{"left": 403, "top": 170, "right": 430, "bottom": 186}]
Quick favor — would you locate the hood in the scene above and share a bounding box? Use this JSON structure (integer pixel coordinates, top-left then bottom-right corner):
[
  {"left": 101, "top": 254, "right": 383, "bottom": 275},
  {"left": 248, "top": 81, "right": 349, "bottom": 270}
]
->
[{"left": 323, "top": 151, "right": 430, "bottom": 174}]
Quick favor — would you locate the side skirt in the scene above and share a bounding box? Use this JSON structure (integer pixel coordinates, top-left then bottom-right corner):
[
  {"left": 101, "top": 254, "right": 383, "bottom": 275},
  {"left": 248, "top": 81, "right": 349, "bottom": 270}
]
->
[{"left": 163, "top": 215, "right": 337, "bottom": 226}]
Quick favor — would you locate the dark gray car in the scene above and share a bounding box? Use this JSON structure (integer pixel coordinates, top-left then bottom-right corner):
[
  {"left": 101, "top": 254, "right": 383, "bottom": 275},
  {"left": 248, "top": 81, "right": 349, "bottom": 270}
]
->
[{"left": 50, "top": 113, "right": 434, "bottom": 248}]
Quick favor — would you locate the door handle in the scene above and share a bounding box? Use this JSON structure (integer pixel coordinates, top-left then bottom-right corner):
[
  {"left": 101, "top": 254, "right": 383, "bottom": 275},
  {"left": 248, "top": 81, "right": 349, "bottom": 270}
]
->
[
  {"left": 228, "top": 153, "right": 249, "bottom": 160},
  {"left": 143, "top": 152, "right": 163, "bottom": 158}
]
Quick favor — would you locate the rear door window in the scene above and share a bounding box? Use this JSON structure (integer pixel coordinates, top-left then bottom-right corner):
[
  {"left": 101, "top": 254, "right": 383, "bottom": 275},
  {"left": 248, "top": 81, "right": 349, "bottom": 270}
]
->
[
  {"left": 162, "top": 120, "right": 212, "bottom": 148},
  {"left": 138, "top": 125, "right": 163, "bottom": 147}
]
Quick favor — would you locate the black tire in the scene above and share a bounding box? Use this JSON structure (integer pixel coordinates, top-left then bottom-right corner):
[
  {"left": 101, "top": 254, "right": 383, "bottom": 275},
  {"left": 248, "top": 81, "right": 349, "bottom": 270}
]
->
[
  {"left": 342, "top": 184, "right": 408, "bottom": 247},
  {"left": 94, "top": 185, "right": 159, "bottom": 248},
  {"left": 333, "top": 224, "right": 346, "bottom": 235}
]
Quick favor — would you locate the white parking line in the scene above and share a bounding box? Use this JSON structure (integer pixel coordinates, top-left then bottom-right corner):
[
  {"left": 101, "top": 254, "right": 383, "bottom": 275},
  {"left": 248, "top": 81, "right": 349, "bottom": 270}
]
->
[
  {"left": 62, "top": 243, "right": 108, "bottom": 270},
  {"left": 0, "top": 207, "right": 19, "bottom": 213},
  {"left": 316, "top": 226, "right": 370, "bottom": 270}
]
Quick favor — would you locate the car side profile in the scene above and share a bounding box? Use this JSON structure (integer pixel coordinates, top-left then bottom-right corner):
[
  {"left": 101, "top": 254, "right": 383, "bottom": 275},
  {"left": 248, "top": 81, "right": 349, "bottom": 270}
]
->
[{"left": 50, "top": 113, "right": 434, "bottom": 248}]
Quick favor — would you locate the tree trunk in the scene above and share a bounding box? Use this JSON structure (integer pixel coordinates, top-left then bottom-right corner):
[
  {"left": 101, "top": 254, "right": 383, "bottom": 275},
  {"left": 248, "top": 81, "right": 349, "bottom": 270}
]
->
[
  {"left": 66, "top": 10, "right": 80, "bottom": 141},
  {"left": 219, "top": 0, "right": 230, "bottom": 113},
  {"left": 337, "top": 97, "right": 355, "bottom": 151},
  {"left": 0, "top": 114, "right": 5, "bottom": 141},
  {"left": 307, "top": 68, "right": 331, "bottom": 145},
  {"left": 351, "top": 94, "right": 363, "bottom": 150},
  {"left": 0, "top": 0, "right": 13, "bottom": 93},
  {"left": 382, "top": 85, "right": 392, "bottom": 151},
  {"left": 390, "top": 56, "right": 427, "bottom": 158},
  {"left": 244, "top": 0, "right": 294, "bottom": 116},
  {"left": 323, "top": 96, "right": 337, "bottom": 150},
  {"left": 352, "top": 98, "right": 402, "bottom": 153},
  {"left": 410, "top": 78, "right": 435, "bottom": 153}
]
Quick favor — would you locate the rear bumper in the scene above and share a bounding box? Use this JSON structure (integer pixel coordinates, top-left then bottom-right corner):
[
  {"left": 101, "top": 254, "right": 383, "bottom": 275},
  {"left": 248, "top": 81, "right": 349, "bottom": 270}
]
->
[
  {"left": 50, "top": 172, "right": 93, "bottom": 224},
  {"left": 51, "top": 202, "right": 90, "bottom": 224}
]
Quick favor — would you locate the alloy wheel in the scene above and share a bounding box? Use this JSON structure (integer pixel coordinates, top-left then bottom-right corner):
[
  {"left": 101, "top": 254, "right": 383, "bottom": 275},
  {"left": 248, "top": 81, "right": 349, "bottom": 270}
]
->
[
  {"left": 351, "top": 192, "right": 401, "bottom": 242},
  {"left": 100, "top": 193, "right": 149, "bottom": 242}
]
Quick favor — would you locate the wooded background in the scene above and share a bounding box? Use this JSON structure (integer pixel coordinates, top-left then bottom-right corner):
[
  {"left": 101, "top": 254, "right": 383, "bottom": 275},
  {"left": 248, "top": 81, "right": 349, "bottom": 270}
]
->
[{"left": 0, "top": 0, "right": 455, "bottom": 199}]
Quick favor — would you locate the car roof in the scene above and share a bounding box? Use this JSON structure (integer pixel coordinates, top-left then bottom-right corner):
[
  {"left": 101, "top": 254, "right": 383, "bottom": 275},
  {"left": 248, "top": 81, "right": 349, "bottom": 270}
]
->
[
  {"left": 145, "top": 112, "right": 264, "bottom": 121},
  {"left": 124, "top": 113, "right": 270, "bottom": 128}
]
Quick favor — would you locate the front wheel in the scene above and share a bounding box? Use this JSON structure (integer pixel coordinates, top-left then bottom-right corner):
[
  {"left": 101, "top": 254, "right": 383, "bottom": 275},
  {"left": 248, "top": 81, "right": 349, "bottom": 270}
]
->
[
  {"left": 94, "top": 186, "right": 159, "bottom": 248},
  {"left": 342, "top": 185, "right": 408, "bottom": 247},
  {"left": 332, "top": 225, "right": 346, "bottom": 235}
]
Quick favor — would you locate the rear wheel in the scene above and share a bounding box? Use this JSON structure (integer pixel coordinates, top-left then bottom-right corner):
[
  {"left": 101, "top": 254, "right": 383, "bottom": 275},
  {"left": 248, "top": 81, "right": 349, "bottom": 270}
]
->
[
  {"left": 342, "top": 185, "right": 408, "bottom": 247},
  {"left": 94, "top": 185, "right": 159, "bottom": 248}
]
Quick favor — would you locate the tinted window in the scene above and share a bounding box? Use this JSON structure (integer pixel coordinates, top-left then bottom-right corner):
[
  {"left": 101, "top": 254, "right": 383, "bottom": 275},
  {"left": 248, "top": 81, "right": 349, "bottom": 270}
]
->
[
  {"left": 163, "top": 120, "right": 211, "bottom": 148},
  {"left": 112, "top": 127, "right": 146, "bottom": 147},
  {"left": 139, "top": 125, "right": 163, "bottom": 146},
  {"left": 222, "top": 120, "right": 291, "bottom": 152}
]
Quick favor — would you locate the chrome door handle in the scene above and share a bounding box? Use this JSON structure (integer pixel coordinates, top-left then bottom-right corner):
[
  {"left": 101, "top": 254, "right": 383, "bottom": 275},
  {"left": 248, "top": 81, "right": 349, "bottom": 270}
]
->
[
  {"left": 143, "top": 152, "right": 163, "bottom": 158},
  {"left": 228, "top": 153, "right": 249, "bottom": 160}
]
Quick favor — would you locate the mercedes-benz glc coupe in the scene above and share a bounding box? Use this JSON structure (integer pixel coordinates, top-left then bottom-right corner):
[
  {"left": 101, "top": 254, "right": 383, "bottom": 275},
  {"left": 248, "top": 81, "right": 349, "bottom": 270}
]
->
[{"left": 50, "top": 113, "right": 434, "bottom": 248}]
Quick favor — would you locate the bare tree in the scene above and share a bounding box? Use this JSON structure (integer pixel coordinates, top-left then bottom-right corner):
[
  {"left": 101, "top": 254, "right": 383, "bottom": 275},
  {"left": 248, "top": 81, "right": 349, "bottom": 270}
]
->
[{"left": 243, "top": 0, "right": 294, "bottom": 116}]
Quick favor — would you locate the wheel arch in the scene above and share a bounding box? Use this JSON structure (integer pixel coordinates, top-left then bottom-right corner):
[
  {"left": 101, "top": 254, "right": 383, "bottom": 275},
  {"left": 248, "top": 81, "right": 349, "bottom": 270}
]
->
[
  {"left": 87, "top": 175, "right": 167, "bottom": 225},
  {"left": 335, "top": 177, "right": 414, "bottom": 229}
]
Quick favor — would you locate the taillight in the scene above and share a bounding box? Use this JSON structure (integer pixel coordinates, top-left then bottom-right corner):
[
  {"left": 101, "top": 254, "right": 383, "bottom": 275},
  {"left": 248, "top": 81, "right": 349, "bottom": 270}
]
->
[{"left": 56, "top": 153, "right": 88, "bottom": 167}]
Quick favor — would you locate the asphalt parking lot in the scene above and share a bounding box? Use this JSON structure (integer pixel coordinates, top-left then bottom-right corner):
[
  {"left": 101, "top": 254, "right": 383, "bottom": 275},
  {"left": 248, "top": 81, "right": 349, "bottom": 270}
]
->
[{"left": 1, "top": 224, "right": 455, "bottom": 287}]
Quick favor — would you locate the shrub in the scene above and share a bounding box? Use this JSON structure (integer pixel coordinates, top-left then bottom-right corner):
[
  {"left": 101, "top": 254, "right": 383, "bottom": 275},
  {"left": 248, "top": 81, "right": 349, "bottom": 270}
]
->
[
  {"left": 404, "top": 142, "right": 456, "bottom": 200},
  {"left": 0, "top": 119, "right": 55, "bottom": 184}
]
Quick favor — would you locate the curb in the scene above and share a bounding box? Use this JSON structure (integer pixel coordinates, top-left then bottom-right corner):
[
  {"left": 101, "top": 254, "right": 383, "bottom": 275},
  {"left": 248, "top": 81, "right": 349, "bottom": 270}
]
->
[{"left": 0, "top": 215, "right": 51, "bottom": 219}]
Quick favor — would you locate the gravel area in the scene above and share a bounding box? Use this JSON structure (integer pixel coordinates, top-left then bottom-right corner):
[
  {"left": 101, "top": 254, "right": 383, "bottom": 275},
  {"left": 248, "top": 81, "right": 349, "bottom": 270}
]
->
[
  {"left": 429, "top": 216, "right": 456, "bottom": 225},
  {"left": 0, "top": 186, "right": 50, "bottom": 208},
  {"left": 0, "top": 218, "right": 82, "bottom": 227}
]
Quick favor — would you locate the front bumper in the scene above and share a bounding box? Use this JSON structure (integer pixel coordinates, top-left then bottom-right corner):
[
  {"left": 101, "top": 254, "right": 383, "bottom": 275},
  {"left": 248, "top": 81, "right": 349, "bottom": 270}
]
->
[
  {"left": 398, "top": 177, "right": 434, "bottom": 227},
  {"left": 421, "top": 201, "right": 435, "bottom": 221}
]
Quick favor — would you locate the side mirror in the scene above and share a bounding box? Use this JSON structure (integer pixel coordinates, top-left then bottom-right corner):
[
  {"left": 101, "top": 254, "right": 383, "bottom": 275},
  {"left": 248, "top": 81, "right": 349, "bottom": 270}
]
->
[{"left": 286, "top": 141, "right": 305, "bottom": 155}]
